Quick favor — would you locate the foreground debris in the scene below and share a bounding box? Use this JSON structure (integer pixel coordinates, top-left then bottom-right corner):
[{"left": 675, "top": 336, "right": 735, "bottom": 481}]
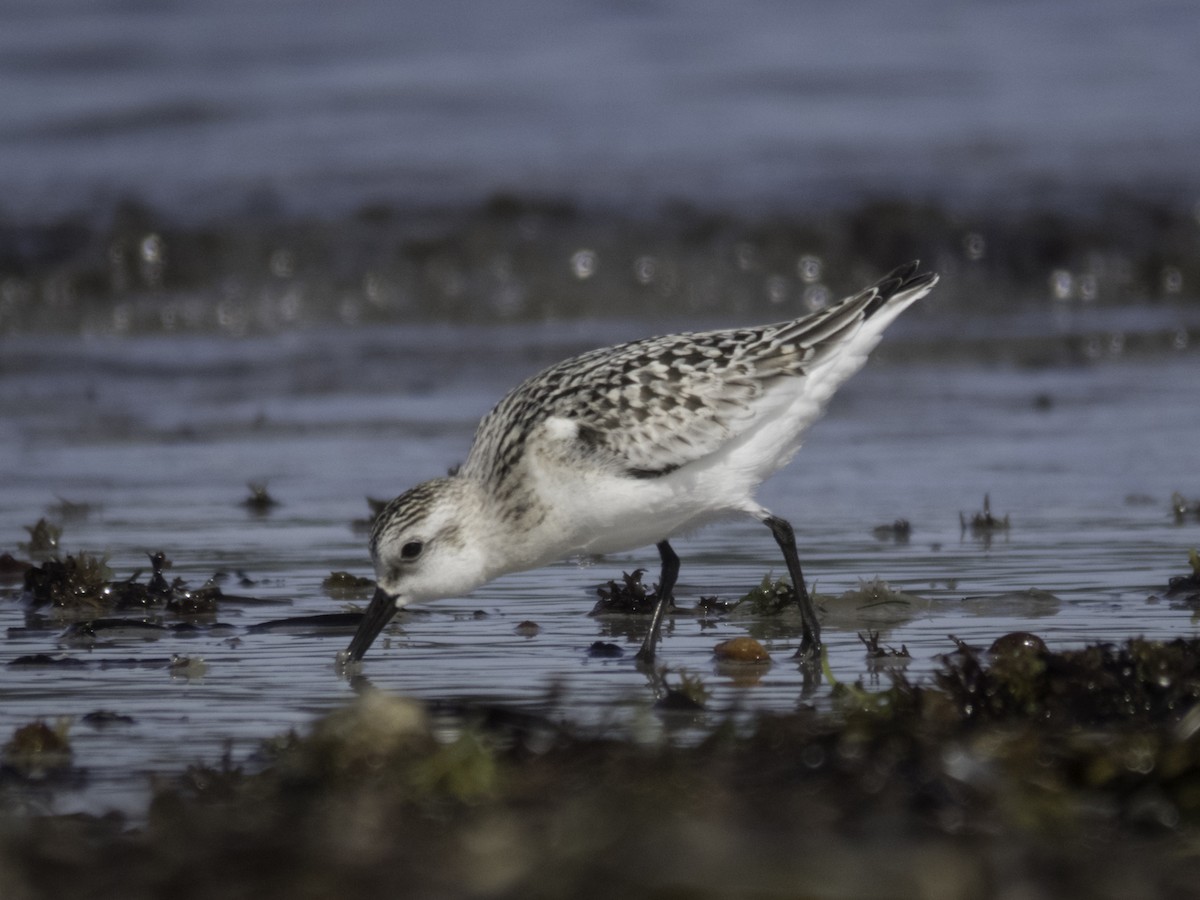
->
[{"left": 7, "top": 635, "right": 1200, "bottom": 897}]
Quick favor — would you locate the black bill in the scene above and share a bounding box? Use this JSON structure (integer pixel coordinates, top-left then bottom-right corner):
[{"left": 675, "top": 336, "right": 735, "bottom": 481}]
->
[{"left": 346, "top": 585, "right": 400, "bottom": 661}]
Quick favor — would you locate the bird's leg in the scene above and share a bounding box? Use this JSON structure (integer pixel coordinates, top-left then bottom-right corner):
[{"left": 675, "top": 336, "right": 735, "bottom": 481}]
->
[
  {"left": 635, "top": 540, "right": 679, "bottom": 664},
  {"left": 763, "top": 515, "right": 822, "bottom": 659}
]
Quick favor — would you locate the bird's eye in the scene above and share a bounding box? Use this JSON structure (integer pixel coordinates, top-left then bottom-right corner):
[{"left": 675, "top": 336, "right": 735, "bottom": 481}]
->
[{"left": 400, "top": 541, "right": 424, "bottom": 561}]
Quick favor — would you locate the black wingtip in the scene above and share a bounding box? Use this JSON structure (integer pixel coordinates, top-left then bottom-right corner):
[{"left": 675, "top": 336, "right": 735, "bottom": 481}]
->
[
  {"left": 883, "top": 259, "right": 922, "bottom": 283},
  {"left": 883, "top": 259, "right": 938, "bottom": 291},
  {"left": 863, "top": 260, "right": 935, "bottom": 311}
]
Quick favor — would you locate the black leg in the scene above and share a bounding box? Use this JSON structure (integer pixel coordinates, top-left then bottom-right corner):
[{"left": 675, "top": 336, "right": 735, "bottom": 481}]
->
[
  {"left": 763, "top": 515, "right": 822, "bottom": 658},
  {"left": 635, "top": 540, "right": 679, "bottom": 664}
]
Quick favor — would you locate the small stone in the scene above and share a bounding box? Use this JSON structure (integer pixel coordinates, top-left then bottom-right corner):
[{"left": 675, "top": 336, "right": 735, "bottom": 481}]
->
[
  {"left": 713, "top": 636, "right": 771, "bottom": 662},
  {"left": 988, "top": 631, "right": 1047, "bottom": 658},
  {"left": 587, "top": 641, "right": 624, "bottom": 658}
]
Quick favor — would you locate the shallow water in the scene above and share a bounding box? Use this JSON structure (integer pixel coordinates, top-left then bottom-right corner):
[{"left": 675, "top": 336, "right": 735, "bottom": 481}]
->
[{"left": 2, "top": 320, "right": 1198, "bottom": 816}]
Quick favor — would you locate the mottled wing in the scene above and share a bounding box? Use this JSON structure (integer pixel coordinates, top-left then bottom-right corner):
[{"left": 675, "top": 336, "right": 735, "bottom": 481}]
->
[
  {"left": 541, "top": 329, "right": 778, "bottom": 478},
  {"left": 465, "top": 262, "right": 936, "bottom": 483}
]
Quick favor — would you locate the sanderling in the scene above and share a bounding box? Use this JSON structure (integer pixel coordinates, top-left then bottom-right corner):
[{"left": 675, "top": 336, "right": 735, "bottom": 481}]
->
[{"left": 344, "top": 260, "right": 938, "bottom": 665}]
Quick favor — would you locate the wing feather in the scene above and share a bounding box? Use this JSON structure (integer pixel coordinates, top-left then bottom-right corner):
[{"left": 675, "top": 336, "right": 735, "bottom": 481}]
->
[{"left": 463, "top": 263, "right": 937, "bottom": 485}]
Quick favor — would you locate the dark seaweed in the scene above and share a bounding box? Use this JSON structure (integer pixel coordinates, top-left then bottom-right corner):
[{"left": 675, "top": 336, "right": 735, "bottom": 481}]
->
[{"left": 590, "top": 568, "right": 666, "bottom": 616}]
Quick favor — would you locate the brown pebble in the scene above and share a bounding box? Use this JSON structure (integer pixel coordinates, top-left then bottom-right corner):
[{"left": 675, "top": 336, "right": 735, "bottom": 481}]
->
[
  {"left": 713, "top": 636, "right": 771, "bottom": 662},
  {"left": 988, "top": 631, "right": 1047, "bottom": 657}
]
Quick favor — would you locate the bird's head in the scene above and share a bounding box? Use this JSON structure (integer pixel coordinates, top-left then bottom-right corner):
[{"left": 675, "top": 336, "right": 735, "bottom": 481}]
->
[{"left": 344, "top": 477, "right": 491, "bottom": 662}]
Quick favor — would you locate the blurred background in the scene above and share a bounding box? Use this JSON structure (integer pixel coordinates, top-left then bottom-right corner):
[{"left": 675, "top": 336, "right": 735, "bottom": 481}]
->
[
  {"left": 1, "top": 0, "right": 1198, "bottom": 332},
  {"left": 4, "top": 0, "right": 1200, "bottom": 214}
]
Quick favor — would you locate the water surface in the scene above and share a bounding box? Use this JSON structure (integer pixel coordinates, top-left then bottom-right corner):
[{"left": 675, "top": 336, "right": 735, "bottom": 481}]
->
[{"left": 3, "top": 322, "right": 1197, "bottom": 815}]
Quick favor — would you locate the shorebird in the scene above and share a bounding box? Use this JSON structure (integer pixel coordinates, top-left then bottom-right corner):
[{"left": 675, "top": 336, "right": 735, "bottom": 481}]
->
[{"left": 343, "top": 261, "right": 937, "bottom": 665}]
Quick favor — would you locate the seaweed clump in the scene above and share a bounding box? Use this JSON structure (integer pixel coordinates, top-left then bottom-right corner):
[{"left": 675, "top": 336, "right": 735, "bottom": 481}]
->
[
  {"left": 827, "top": 634, "right": 1200, "bottom": 837},
  {"left": 736, "top": 574, "right": 797, "bottom": 615},
  {"left": 590, "top": 568, "right": 666, "bottom": 615},
  {"left": 858, "top": 629, "right": 911, "bottom": 661},
  {"left": 960, "top": 492, "right": 1009, "bottom": 534},
  {"left": 1172, "top": 492, "right": 1200, "bottom": 524},
  {"left": 872, "top": 519, "right": 912, "bottom": 542},
  {"left": 1164, "top": 549, "right": 1200, "bottom": 603},
  {"left": 18, "top": 519, "right": 62, "bottom": 558},
  {"left": 22, "top": 551, "right": 223, "bottom": 617},
  {"left": 21, "top": 553, "right": 114, "bottom": 610},
  {"left": 920, "top": 635, "right": 1200, "bottom": 727},
  {"left": 240, "top": 483, "right": 280, "bottom": 515}
]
